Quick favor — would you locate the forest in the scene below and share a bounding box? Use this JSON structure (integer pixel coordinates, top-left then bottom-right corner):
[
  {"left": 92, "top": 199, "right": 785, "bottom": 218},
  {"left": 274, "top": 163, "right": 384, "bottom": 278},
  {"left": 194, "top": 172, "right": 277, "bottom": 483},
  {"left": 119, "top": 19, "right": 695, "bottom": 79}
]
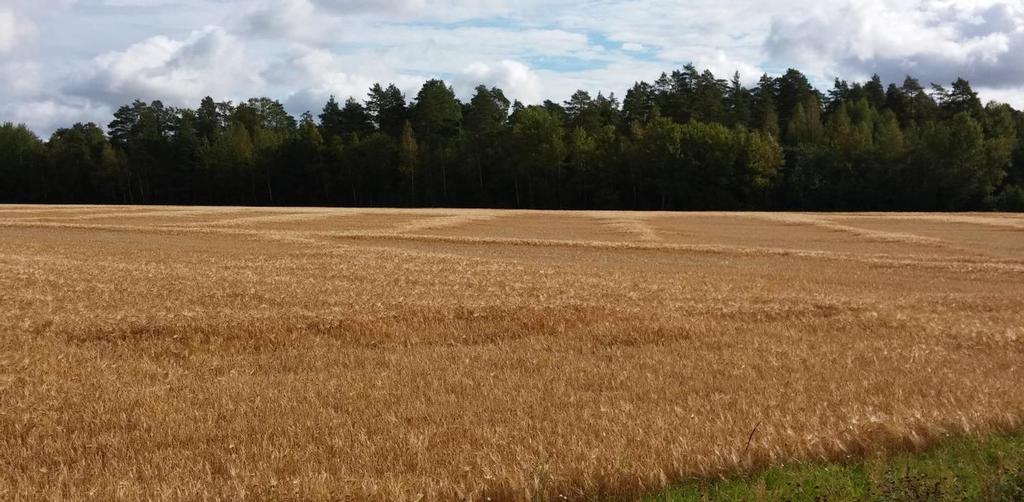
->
[{"left": 2, "top": 66, "right": 1023, "bottom": 211}]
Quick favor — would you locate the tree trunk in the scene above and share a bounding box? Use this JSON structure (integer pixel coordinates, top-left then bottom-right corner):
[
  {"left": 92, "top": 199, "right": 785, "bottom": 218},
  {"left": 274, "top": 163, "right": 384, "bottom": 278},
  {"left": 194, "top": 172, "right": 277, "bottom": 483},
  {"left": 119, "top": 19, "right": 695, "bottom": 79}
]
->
[
  {"left": 348, "top": 163, "right": 357, "bottom": 205},
  {"left": 250, "top": 171, "right": 257, "bottom": 204},
  {"left": 514, "top": 176, "right": 520, "bottom": 209},
  {"left": 441, "top": 162, "right": 448, "bottom": 203},
  {"left": 580, "top": 168, "right": 586, "bottom": 209},
  {"left": 410, "top": 168, "right": 416, "bottom": 207},
  {"left": 631, "top": 169, "right": 638, "bottom": 210},
  {"left": 265, "top": 164, "right": 274, "bottom": 204},
  {"left": 477, "top": 157, "right": 484, "bottom": 193},
  {"left": 555, "top": 163, "right": 562, "bottom": 209}
]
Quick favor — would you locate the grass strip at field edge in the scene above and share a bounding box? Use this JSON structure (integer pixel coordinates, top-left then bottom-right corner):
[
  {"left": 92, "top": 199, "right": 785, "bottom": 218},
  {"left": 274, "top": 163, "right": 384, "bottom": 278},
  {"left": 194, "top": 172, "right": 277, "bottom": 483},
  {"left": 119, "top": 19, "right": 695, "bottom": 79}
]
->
[{"left": 647, "top": 431, "right": 1024, "bottom": 501}]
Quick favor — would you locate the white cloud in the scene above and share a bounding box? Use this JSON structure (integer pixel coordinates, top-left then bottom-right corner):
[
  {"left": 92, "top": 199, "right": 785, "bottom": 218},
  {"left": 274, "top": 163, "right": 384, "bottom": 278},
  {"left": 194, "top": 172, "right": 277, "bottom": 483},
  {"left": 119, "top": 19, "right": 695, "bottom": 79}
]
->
[
  {"left": 765, "top": 0, "right": 1024, "bottom": 88},
  {"left": 242, "top": 0, "right": 526, "bottom": 39},
  {"left": 0, "top": 62, "right": 42, "bottom": 95},
  {"left": 70, "top": 26, "right": 265, "bottom": 107},
  {"left": 4, "top": 0, "right": 1024, "bottom": 137},
  {"left": 0, "top": 10, "right": 15, "bottom": 52},
  {"left": 244, "top": 0, "right": 323, "bottom": 39},
  {"left": 310, "top": 0, "right": 520, "bottom": 20},
  {"left": 455, "top": 60, "right": 543, "bottom": 104},
  {"left": 0, "top": 8, "right": 35, "bottom": 52},
  {"left": 271, "top": 46, "right": 381, "bottom": 112},
  {"left": 1, "top": 99, "right": 110, "bottom": 137},
  {"left": 978, "top": 85, "right": 1024, "bottom": 108},
  {"left": 693, "top": 51, "right": 768, "bottom": 85},
  {"left": 266, "top": 44, "right": 429, "bottom": 114}
]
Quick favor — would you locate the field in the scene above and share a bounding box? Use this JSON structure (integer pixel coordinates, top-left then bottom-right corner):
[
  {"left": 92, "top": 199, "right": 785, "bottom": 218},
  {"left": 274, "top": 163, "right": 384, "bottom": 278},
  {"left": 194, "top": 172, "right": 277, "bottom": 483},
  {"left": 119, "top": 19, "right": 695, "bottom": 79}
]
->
[{"left": 1, "top": 206, "right": 1023, "bottom": 501}]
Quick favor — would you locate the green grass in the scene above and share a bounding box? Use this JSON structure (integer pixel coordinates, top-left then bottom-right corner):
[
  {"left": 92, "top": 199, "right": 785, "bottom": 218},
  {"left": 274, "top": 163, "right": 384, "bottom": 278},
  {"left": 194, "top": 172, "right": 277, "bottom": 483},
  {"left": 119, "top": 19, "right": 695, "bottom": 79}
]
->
[{"left": 649, "top": 433, "right": 1024, "bottom": 501}]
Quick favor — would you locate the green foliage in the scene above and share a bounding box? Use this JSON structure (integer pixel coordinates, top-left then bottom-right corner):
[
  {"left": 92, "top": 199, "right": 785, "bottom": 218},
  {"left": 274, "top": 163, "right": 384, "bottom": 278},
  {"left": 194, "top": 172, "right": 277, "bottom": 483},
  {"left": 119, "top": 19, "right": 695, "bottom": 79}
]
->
[
  {"left": 935, "top": 78, "right": 984, "bottom": 119},
  {"left": 411, "top": 79, "right": 462, "bottom": 146},
  {"left": 464, "top": 86, "right": 509, "bottom": 137},
  {"left": 0, "top": 123, "right": 47, "bottom": 201},
  {"left": 317, "top": 95, "right": 367, "bottom": 142},
  {"left": 990, "top": 185, "right": 1024, "bottom": 211},
  {"left": 628, "top": 117, "right": 782, "bottom": 209},
  {"left": 510, "top": 105, "right": 566, "bottom": 207},
  {"left": 398, "top": 120, "right": 418, "bottom": 200},
  {"left": 624, "top": 82, "right": 658, "bottom": 124},
  {"left": 235, "top": 98, "right": 297, "bottom": 136},
  {"left": 786, "top": 98, "right": 824, "bottom": 145},
  {"left": 366, "top": 83, "right": 407, "bottom": 138},
  {"left": 910, "top": 112, "right": 1008, "bottom": 209},
  {"left": 651, "top": 433, "right": 1024, "bottom": 502},
  {"left": 1, "top": 69, "right": 1021, "bottom": 211},
  {"left": 741, "top": 130, "right": 784, "bottom": 192}
]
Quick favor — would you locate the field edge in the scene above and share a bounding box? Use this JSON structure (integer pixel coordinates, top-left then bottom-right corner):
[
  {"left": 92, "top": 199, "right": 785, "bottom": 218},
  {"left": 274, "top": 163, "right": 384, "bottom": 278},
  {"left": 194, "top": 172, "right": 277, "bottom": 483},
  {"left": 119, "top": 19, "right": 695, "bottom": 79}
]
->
[{"left": 647, "top": 430, "right": 1024, "bottom": 501}]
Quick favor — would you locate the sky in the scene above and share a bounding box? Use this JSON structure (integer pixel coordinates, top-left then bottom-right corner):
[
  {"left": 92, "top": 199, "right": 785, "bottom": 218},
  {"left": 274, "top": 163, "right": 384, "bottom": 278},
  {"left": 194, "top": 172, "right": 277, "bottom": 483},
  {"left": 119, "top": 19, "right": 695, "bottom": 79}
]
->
[{"left": 2, "top": 0, "right": 1024, "bottom": 137}]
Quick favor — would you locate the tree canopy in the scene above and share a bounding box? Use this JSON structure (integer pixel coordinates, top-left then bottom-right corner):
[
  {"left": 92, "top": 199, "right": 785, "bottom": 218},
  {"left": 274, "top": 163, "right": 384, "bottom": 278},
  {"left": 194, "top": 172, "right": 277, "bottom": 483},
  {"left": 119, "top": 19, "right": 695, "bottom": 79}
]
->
[{"left": 2, "top": 67, "right": 1023, "bottom": 211}]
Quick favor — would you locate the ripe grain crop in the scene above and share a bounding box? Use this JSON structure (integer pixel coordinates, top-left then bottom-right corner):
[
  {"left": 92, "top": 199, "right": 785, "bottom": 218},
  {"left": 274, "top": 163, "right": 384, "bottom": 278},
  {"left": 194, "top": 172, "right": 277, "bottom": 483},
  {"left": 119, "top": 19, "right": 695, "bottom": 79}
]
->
[{"left": 1, "top": 206, "right": 1022, "bottom": 501}]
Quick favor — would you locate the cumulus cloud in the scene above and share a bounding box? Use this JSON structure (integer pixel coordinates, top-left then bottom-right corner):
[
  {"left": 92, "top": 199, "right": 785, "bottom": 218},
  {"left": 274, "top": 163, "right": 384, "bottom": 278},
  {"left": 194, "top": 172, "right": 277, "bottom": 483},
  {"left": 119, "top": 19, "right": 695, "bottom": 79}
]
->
[
  {"left": 0, "top": 11, "right": 15, "bottom": 52},
  {"left": 269, "top": 46, "right": 379, "bottom": 112},
  {"left": 243, "top": 0, "right": 524, "bottom": 39},
  {"left": 765, "top": 0, "right": 1024, "bottom": 88},
  {"left": 246, "top": 0, "right": 434, "bottom": 21},
  {"left": 0, "top": 62, "right": 42, "bottom": 95},
  {"left": 244, "top": 0, "right": 322, "bottom": 39},
  {"left": 978, "top": 86, "right": 1024, "bottom": 108},
  {"left": 309, "top": 0, "right": 519, "bottom": 20},
  {"left": 69, "top": 26, "right": 265, "bottom": 107},
  {"left": 5, "top": 0, "right": 1024, "bottom": 137},
  {"left": 311, "top": 0, "right": 430, "bottom": 15},
  {"left": 265, "top": 44, "right": 430, "bottom": 114},
  {"left": 454, "top": 60, "right": 543, "bottom": 103},
  {"left": 0, "top": 8, "right": 35, "bottom": 52},
  {"left": 1, "top": 99, "right": 110, "bottom": 137},
  {"left": 652, "top": 48, "right": 769, "bottom": 84}
]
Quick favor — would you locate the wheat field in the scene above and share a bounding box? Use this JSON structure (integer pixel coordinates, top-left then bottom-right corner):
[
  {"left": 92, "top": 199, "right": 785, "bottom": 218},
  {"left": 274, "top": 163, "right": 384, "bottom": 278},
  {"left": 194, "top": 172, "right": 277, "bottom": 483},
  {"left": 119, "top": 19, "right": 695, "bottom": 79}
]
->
[{"left": 1, "top": 206, "right": 1022, "bottom": 501}]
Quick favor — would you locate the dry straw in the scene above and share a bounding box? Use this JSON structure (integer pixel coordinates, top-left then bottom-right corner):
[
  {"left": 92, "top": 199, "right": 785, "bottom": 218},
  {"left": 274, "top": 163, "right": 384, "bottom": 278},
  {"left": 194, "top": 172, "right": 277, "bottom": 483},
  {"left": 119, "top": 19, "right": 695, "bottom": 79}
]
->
[{"left": 1, "top": 206, "right": 1022, "bottom": 500}]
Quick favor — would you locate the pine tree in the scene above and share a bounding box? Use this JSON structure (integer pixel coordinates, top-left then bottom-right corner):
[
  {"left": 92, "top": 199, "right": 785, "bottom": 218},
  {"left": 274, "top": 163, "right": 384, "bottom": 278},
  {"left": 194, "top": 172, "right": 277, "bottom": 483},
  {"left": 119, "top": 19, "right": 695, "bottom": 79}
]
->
[{"left": 399, "top": 121, "right": 418, "bottom": 202}]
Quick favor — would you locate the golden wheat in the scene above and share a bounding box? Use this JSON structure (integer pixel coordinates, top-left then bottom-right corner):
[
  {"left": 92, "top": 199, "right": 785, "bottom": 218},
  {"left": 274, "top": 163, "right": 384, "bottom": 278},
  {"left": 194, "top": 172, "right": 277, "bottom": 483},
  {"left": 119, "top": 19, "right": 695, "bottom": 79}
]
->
[{"left": 1, "top": 206, "right": 1022, "bottom": 501}]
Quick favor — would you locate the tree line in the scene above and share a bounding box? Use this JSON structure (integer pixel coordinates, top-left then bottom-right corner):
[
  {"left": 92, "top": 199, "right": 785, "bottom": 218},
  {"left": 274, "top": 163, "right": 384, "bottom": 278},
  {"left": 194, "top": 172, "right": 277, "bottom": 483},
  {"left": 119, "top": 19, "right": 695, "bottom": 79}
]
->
[{"left": 2, "top": 66, "right": 1023, "bottom": 211}]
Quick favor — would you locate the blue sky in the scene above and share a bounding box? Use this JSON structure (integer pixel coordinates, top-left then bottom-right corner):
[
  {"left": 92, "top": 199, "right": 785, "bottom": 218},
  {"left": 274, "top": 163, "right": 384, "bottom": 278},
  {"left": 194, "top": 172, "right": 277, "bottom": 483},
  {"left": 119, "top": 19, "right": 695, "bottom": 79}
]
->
[{"left": 2, "top": 0, "right": 1024, "bottom": 136}]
